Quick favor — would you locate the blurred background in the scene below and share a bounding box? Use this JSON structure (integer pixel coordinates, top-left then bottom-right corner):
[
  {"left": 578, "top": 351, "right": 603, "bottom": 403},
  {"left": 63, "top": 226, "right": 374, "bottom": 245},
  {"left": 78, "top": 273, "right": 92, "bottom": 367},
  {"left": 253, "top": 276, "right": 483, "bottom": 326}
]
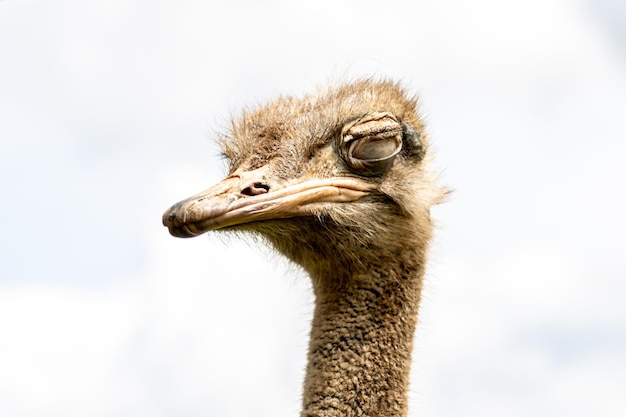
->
[{"left": 1, "top": 0, "right": 625, "bottom": 416}]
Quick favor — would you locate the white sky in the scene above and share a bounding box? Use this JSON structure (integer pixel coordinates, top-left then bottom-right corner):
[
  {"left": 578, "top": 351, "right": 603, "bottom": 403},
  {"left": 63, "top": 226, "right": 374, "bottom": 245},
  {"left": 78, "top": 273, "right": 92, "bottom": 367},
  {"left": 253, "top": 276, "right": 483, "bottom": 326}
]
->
[{"left": 1, "top": 0, "right": 625, "bottom": 416}]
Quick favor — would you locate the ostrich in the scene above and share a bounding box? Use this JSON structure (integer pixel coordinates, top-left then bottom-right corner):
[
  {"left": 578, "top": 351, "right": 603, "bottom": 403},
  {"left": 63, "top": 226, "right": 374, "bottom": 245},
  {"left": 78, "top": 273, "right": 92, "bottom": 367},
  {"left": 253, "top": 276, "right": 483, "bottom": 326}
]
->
[{"left": 162, "top": 79, "right": 444, "bottom": 417}]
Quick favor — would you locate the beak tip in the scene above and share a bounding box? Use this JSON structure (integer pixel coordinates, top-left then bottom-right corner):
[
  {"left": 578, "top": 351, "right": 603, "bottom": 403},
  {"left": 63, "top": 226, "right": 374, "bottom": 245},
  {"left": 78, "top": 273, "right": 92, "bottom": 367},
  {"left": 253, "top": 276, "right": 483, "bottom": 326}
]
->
[
  {"left": 162, "top": 204, "right": 186, "bottom": 238},
  {"left": 162, "top": 209, "right": 174, "bottom": 228},
  {"left": 162, "top": 204, "right": 205, "bottom": 238}
]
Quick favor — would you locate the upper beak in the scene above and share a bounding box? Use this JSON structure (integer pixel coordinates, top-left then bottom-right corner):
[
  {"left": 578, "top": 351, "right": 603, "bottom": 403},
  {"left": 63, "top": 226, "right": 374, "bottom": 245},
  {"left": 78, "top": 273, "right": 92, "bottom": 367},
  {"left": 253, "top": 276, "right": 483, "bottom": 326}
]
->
[{"left": 162, "top": 168, "right": 375, "bottom": 238}]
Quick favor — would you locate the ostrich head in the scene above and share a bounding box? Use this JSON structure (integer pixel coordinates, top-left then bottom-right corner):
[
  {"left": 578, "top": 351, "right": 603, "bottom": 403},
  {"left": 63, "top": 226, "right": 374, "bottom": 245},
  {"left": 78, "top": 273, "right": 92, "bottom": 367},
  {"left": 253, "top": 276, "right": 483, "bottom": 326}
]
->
[{"left": 163, "top": 80, "right": 442, "bottom": 286}]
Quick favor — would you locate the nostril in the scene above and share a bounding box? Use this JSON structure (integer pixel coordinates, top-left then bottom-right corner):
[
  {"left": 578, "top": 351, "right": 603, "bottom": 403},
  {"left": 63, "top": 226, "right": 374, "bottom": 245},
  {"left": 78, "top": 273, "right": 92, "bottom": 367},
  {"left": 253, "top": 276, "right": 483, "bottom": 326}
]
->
[{"left": 241, "top": 181, "right": 270, "bottom": 196}]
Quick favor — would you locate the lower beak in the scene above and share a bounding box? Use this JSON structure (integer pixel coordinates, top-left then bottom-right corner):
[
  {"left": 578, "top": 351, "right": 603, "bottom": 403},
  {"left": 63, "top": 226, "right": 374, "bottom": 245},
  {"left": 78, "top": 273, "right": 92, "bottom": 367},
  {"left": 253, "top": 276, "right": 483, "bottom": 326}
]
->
[{"left": 162, "top": 175, "right": 374, "bottom": 238}]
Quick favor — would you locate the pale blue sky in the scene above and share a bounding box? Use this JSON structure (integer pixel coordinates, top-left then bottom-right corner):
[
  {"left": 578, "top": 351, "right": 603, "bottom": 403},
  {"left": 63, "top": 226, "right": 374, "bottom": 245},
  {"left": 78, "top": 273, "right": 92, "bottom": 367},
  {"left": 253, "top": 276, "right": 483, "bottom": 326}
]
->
[{"left": 1, "top": 1, "right": 625, "bottom": 416}]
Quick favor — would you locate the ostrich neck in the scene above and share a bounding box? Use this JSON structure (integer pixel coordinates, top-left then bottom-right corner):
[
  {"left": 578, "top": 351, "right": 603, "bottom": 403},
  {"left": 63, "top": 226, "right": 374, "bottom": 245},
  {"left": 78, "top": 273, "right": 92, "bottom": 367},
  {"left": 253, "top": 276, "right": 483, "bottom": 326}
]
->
[{"left": 301, "top": 252, "right": 424, "bottom": 417}]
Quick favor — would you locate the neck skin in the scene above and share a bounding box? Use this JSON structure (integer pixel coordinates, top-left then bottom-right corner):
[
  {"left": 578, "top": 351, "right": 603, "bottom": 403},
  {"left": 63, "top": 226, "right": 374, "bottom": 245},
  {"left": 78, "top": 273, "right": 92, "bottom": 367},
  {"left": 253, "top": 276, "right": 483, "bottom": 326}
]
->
[{"left": 300, "top": 248, "right": 424, "bottom": 417}]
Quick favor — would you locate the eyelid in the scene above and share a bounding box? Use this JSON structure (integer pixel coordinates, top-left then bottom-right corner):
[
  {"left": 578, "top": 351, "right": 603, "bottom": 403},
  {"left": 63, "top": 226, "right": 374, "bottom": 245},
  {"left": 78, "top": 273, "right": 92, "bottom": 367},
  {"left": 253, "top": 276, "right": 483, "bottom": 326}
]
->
[
  {"left": 341, "top": 112, "right": 401, "bottom": 142},
  {"left": 340, "top": 112, "right": 404, "bottom": 176},
  {"left": 349, "top": 135, "right": 402, "bottom": 161}
]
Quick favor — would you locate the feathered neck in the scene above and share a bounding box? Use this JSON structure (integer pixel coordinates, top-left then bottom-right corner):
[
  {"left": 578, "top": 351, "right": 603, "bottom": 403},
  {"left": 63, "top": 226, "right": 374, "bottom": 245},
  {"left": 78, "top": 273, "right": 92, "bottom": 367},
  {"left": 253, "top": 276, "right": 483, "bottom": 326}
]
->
[{"left": 300, "top": 243, "right": 427, "bottom": 417}]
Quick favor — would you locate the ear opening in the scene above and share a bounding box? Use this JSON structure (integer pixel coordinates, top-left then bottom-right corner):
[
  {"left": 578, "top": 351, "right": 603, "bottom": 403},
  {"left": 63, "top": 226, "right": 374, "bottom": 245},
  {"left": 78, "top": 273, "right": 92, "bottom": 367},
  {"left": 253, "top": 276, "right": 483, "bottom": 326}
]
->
[{"left": 401, "top": 124, "right": 425, "bottom": 160}]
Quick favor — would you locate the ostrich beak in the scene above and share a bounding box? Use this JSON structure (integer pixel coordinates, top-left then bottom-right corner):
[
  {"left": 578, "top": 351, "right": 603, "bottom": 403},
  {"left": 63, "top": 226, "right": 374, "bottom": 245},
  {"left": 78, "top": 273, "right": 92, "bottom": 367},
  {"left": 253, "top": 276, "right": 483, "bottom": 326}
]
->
[{"left": 162, "top": 169, "right": 374, "bottom": 238}]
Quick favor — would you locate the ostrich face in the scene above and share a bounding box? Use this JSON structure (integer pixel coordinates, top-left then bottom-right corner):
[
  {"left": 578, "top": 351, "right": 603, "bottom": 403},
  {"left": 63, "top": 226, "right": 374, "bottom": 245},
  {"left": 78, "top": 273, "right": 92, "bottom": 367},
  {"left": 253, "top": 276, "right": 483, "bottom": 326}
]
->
[{"left": 163, "top": 81, "right": 441, "bottom": 276}]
